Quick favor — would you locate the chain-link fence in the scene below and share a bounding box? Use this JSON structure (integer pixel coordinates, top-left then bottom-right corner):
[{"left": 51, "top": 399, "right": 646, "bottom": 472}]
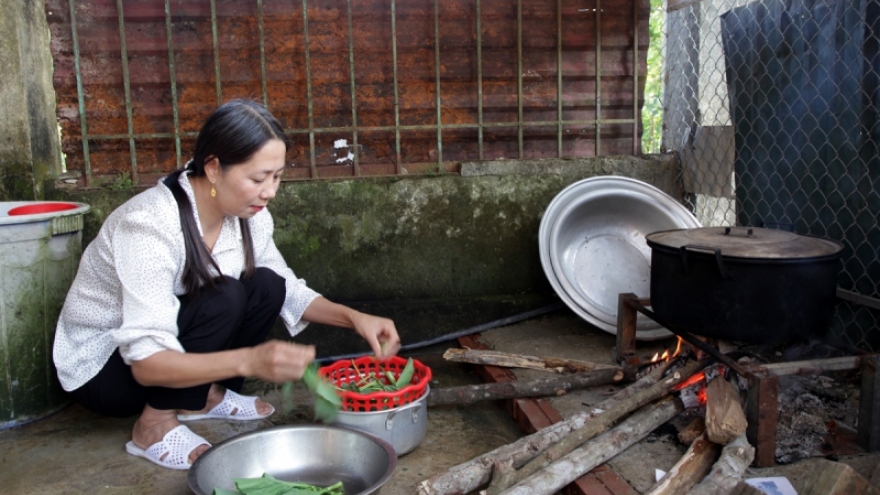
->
[{"left": 654, "top": 0, "right": 880, "bottom": 351}]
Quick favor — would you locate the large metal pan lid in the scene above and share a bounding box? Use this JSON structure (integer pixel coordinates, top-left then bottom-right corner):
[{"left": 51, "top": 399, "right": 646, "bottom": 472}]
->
[
  {"left": 646, "top": 226, "right": 844, "bottom": 259},
  {"left": 539, "top": 176, "right": 701, "bottom": 340}
]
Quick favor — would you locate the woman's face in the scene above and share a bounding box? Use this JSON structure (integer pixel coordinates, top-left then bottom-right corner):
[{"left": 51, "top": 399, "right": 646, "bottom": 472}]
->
[{"left": 209, "top": 139, "right": 287, "bottom": 219}]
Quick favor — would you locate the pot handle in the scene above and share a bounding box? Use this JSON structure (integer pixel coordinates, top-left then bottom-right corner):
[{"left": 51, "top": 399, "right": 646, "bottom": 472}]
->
[
  {"left": 384, "top": 400, "right": 422, "bottom": 431},
  {"left": 723, "top": 227, "right": 755, "bottom": 237},
  {"left": 679, "top": 245, "right": 730, "bottom": 280}
]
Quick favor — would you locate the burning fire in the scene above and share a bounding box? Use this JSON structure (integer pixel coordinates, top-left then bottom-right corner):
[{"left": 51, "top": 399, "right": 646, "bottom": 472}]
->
[
  {"left": 649, "top": 337, "right": 684, "bottom": 363},
  {"left": 674, "top": 370, "right": 707, "bottom": 391},
  {"left": 675, "top": 365, "right": 726, "bottom": 407},
  {"left": 675, "top": 370, "right": 709, "bottom": 407}
]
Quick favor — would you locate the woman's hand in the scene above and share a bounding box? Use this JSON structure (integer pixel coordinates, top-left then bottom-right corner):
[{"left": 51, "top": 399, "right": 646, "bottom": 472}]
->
[
  {"left": 302, "top": 297, "right": 401, "bottom": 358},
  {"left": 130, "top": 340, "right": 315, "bottom": 388},
  {"left": 245, "top": 340, "right": 316, "bottom": 383},
  {"left": 351, "top": 312, "right": 401, "bottom": 358}
]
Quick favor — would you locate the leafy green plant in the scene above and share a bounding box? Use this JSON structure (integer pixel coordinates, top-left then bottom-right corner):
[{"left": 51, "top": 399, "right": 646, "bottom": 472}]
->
[
  {"left": 104, "top": 171, "right": 137, "bottom": 190},
  {"left": 642, "top": 0, "right": 665, "bottom": 154},
  {"left": 300, "top": 363, "right": 342, "bottom": 422}
]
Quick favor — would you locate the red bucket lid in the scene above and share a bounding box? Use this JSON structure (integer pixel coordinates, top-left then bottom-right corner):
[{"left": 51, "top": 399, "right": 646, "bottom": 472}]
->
[{"left": 7, "top": 202, "right": 79, "bottom": 216}]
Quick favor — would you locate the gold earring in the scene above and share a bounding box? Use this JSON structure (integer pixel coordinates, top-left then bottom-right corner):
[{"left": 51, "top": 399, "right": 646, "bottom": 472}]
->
[{"left": 210, "top": 184, "right": 216, "bottom": 198}]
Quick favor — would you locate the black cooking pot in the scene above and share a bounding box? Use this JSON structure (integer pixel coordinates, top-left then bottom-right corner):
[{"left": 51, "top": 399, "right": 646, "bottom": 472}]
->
[{"left": 645, "top": 226, "right": 844, "bottom": 344}]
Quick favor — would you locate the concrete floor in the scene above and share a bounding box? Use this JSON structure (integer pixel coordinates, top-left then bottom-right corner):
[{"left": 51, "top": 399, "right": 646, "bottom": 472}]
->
[{"left": 1, "top": 309, "right": 878, "bottom": 494}]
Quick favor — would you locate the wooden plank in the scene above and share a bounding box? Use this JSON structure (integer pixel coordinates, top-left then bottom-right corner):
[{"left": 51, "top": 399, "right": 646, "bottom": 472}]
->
[
  {"left": 748, "top": 356, "right": 862, "bottom": 377},
  {"left": 746, "top": 373, "right": 779, "bottom": 467}
]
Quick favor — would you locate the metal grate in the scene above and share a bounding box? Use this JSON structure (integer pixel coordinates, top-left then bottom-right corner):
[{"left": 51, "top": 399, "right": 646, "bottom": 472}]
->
[
  {"left": 50, "top": 0, "right": 649, "bottom": 184},
  {"left": 656, "top": 0, "right": 880, "bottom": 351}
]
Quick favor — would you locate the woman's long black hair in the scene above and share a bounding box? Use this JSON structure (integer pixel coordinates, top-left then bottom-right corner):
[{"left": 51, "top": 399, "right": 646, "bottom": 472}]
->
[{"left": 164, "top": 99, "right": 290, "bottom": 296}]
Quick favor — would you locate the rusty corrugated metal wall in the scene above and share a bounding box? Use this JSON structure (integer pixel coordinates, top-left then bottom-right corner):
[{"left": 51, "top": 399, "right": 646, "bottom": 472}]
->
[{"left": 47, "top": 0, "right": 649, "bottom": 185}]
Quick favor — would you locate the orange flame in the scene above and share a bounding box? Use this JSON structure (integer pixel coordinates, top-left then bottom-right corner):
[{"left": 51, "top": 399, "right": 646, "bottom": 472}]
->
[
  {"left": 698, "top": 387, "right": 708, "bottom": 405},
  {"left": 649, "top": 337, "right": 685, "bottom": 363},
  {"left": 673, "top": 371, "right": 707, "bottom": 391}
]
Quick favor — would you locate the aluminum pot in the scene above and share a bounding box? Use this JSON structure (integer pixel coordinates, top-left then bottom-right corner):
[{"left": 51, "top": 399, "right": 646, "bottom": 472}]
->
[
  {"left": 332, "top": 386, "right": 429, "bottom": 456},
  {"left": 645, "top": 226, "right": 844, "bottom": 344}
]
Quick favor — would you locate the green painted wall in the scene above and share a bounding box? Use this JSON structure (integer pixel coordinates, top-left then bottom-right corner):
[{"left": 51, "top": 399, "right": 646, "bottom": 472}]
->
[{"left": 48, "top": 155, "right": 683, "bottom": 302}]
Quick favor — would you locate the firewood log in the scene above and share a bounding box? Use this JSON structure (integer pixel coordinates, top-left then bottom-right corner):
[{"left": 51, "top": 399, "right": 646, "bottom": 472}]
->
[
  {"left": 443, "top": 348, "right": 620, "bottom": 373},
  {"left": 495, "top": 397, "right": 685, "bottom": 495},
  {"left": 705, "top": 377, "right": 747, "bottom": 445},
  {"left": 426, "top": 368, "right": 623, "bottom": 407},
  {"left": 643, "top": 433, "right": 720, "bottom": 495},
  {"left": 416, "top": 360, "right": 679, "bottom": 495},
  {"left": 686, "top": 433, "right": 755, "bottom": 495},
  {"left": 483, "top": 359, "right": 710, "bottom": 494}
]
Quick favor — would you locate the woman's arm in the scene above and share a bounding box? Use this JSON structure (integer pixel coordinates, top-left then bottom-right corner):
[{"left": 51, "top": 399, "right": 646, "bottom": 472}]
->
[
  {"left": 302, "top": 297, "right": 401, "bottom": 358},
  {"left": 130, "top": 340, "right": 316, "bottom": 388}
]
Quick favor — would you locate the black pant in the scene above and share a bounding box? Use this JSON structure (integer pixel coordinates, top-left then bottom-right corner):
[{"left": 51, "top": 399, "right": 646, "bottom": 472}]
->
[{"left": 69, "top": 267, "right": 286, "bottom": 417}]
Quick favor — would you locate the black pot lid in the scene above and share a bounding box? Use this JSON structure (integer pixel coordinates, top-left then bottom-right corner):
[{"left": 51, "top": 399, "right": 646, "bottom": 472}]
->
[{"left": 645, "top": 226, "right": 844, "bottom": 259}]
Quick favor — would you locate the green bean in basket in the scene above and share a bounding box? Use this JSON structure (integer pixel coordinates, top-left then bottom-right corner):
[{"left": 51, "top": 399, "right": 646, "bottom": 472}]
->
[{"left": 339, "top": 357, "right": 415, "bottom": 394}]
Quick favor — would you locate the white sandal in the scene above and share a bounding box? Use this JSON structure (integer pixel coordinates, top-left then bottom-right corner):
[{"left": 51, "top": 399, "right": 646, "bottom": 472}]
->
[
  {"left": 124, "top": 425, "right": 211, "bottom": 470},
  {"left": 177, "top": 389, "right": 275, "bottom": 422}
]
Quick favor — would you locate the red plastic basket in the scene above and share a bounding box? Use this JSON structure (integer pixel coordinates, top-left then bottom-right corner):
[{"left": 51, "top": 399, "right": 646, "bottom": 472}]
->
[{"left": 319, "top": 356, "right": 432, "bottom": 412}]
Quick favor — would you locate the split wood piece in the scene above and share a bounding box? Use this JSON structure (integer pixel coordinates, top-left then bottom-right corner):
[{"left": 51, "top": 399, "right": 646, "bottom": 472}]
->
[
  {"left": 443, "top": 348, "right": 621, "bottom": 374},
  {"left": 483, "top": 358, "right": 709, "bottom": 494},
  {"left": 686, "top": 433, "right": 755, "bottom": 495},
  {"left": 678, "top": 417, "right": 706, "bottom": 445},
  {"left": 416, "top": 359, "right": 679, "bottom": 495},
  {"left": 643, "top": 433, "right": 721, "bottom": 495},
  {"left": 801, "top": 459, "right": 880, "bottom": 495},
  {"left": 746, "top": 356, "right": 862, "bottom": 377},
  {"left": 426, "top": 367, "right": 624, "bottom": 407},
  {"left": 705, "top": 377, "right": 747, "bottom": 445},
  {"left": 495, "top": 397, "right": 685, "bottom": 495}
]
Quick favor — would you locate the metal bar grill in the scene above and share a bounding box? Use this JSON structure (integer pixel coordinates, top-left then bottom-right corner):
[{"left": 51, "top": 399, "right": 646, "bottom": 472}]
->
[
  {"left": 115, "top": 0, "right": 138, "bottom": 182},
  {"left": 434, "top": 0, "right": 443, "bottom": 167},
  {"left": 164, "top": 0, "right": 182, "bottom": 169},
  {"left": 67, "top": 0, "right": 91, "bottom": 182},
  {"left": 476, "top": 0, "right": 484, "bottom": 161},
  {"left": 391, "top": 0, "right": 402, "bottom": 172},
  {"left": 596, "top": 0, "right": 602, "bottom": 155},
  {"left": 517, "top": 0, "right": 523, "bottom": 159},
  {"left": 62, "top": 0, "right": 644, "bottom": 183},
  {"left": 210, "top": 0, "right": 223, "bottom": 105},
  {"left": 346, "top": 0, "right": 360, "bottom": 175},
  {"left": 632, "top": 0, "right": 639, "bottom": 155},
  {"left": 557, "top": 0, "right": 563, "bottom": 157},
  {"left": 257, "top": 0, "right": 268, "bottom": 108},
  {"left": 301, "top": 0, "right": 316, "bottom": 177}
]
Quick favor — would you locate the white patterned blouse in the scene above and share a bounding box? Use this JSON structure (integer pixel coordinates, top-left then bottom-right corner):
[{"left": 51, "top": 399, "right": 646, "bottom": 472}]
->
[{"left": 52, "top": 171, "right": 320, "bottom": 391}]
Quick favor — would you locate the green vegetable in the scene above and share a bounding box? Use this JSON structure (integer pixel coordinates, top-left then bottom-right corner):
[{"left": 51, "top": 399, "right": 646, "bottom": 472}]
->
[
  {"left": 396, "top": 358, "right": 415, "bottom": 388},
  {"left": 214, "top": 473, "right": 344, "bottom": 495},
  {"left": 337, "top": 358, "right": 416, "bottom": 395},
  {"left": 281, "top": 381, "right": 294, "bottom": 414},
  {"left": 301, "top": 363, "right": 342, "bottom": 423}
]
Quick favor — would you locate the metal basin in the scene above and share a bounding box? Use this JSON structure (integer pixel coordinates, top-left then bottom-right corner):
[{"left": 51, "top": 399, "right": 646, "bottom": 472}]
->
[
  {"left": 539, "top": 176, "right": 701, "bottom": 340},
  {"left": 188, "top": 425, "right": 397, "bottom": 495}
]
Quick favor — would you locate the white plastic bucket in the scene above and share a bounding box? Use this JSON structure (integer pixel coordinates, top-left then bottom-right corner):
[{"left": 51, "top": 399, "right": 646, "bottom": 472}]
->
[{"left": 0, "top": 201, "right": 89, "bottom": 429}]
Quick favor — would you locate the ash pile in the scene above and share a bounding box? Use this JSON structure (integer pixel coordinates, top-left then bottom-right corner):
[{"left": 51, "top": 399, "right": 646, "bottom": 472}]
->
[{"left": 735, "top": 338, "right": 866, "bottom": 465}]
